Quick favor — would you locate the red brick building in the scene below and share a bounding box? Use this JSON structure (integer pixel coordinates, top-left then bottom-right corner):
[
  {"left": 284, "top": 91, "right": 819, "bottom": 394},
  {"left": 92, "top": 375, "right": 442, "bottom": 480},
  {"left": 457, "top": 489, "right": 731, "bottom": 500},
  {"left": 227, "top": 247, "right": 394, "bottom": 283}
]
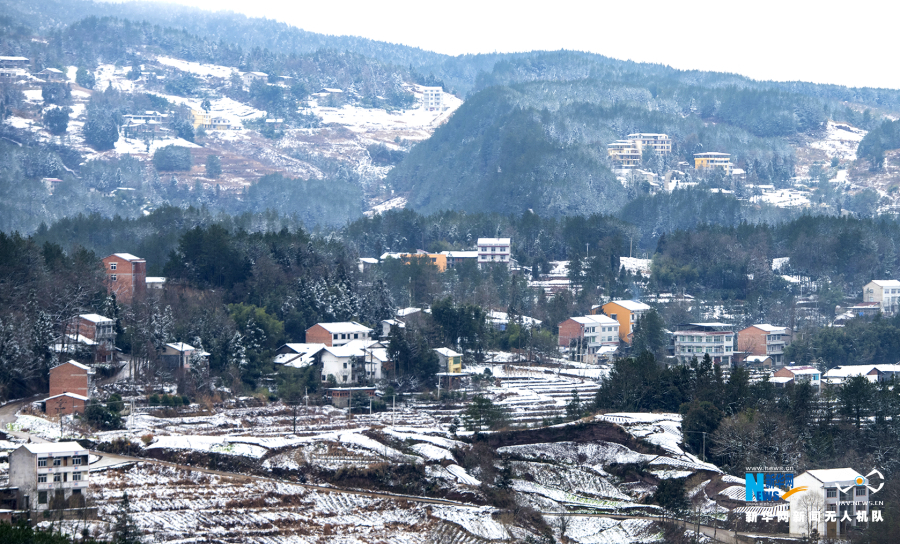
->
[
  {"left": 737, "top": 324, "right": 791, "bottom": 367},
  {"left": 43, "top": 393, "right": 88, "bottom": 416},
  {"left": 101, "top": 253, "right": 146, "bottom": 303},
  {"left": 305, "top": 322, "right": 373, "bottom": 347},
  {"left": 49, "top": 360, "right": 91, "bottom": 398}
]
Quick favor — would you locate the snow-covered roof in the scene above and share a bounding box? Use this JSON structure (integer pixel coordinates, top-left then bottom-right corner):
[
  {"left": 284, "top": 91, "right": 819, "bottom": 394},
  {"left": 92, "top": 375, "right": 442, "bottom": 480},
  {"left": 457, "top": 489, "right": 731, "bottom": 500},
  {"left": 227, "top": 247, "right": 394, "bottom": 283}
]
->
[
  {"left": 434, "top": 347, "right": 462, "bottom": 357},
  {"left": 359, "top": 257, "right": 378, "bottom": 264},
  {"left": 571, "top": 315, "right": 618, "bottom": 326},
  {"left": 442, "top": 250, "right": 479, "bottom": 258},
  {"left": 79, "top": 313, "right": 112, "bottom": 323},
  {"left": 54, "top": 360, "right": 90, "bottom": 371},
  {"left": 274, "top": 344, "right": 324, "bottom": 368},
  {"left": 0, "top": 56, "right": 29, "bottom": 61},
  {"left": 279, "top": 343, "right": 326, "bottom": 354},
  {"left": 747, "top": 324, "right": 786, "bottom": 333},
  {"left": 487, "top": 310, "right": 541, "bottom": 327},
  {"left": 823, "top": 365, "right": 876, "bottom": 378},
  {"left": 477, "top": 238, "right": 510, "bottom": 245},
  {"left": 146, "top": 277, "right": 166, "bottom": 284},
  {"left": 166, "top": 342, "right": 196, "bottom": 352},
  {"left": 782, "top": 366, "right": 819, "bottom": 375},
  {"left": 745, "top": 355, "right": 772, "bottom": 363},
  {"left": 45, "top": 392, "right": 89, "bottom": 402},
  {"left": 869, "top": 279, "right": 900, "bottom": 288},
  {"left": 66, "top": 334, "right": 97, "bottom": 346},
  {"left": 109, "top": 252, "right": 143, "bottom": 261},
  {"left": 313, "top": 321, "right": 372, "bottom": 334},
  {"left": 322, "top": 339, "right": 380, "bottom": 358},
  {"left": 606, "top": 300, "right": 651, "bottom": 312},
  {"left": 770, "top": 376, "right": 794, "bottom": 384},
  {"left": 18, "top": 442, "right": 87, "bottom": 455},
  {"left": 396, "top": 308, "right": 421, "bottom": 317},
  {"left": 804, "top": 468, "right": 863, "bottom": 485}
]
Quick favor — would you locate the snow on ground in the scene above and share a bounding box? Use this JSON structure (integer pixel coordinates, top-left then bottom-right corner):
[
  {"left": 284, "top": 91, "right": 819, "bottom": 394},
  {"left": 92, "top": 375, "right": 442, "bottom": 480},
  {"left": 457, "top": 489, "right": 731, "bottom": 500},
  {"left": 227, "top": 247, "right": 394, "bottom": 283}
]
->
[
  {"left": 596, "top": 412, "right": 721, "bottom": 473},
  {"left": 23, "top": 89, "right": 43, "bottom": 103},
  {"left": 365, "top": 196, "right": 407, "bottom": 217},
  {"left": 156, "top": 56, "right": 236, "bottom": 79},
  {"left": 430, "top": 505, "right": 508, "bottom": 540},
  {"left": 95, "top": 64, "right": 135, "bottom": 92},
  {"left": 809, "top": 121, "right": 866, "bottom": 161},
  {"left": 146, "top": 435, "right": 268, "bottom": 458},
  {"left": 563, "top": 517, "right": 659, "bottom": 544},
  {"left": 750, "top": 188, "right": 812, "bottom": 208},
  {"left": 499, "top": 441, "right": 652, "bottom": 467},
  {"left": 108, "top": 135, "right": 199, "bottom": 158},
  {"left": 619, "top": 257, "right": 652, "bottom": 277},
  {"left": 384, "top": 428, "right": 467, "bottom": 449},
  {"left": 4, "top": 116, "right": 33, "bottom": 129},
  {"left": 410, "top": 442, "right": 454, "bottom": 461}
]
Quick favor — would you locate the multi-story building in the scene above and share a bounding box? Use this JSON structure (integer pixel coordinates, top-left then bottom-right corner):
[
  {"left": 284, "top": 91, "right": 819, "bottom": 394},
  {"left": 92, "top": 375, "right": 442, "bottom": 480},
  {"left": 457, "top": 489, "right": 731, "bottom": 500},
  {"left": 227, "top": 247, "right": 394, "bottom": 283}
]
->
[
  {"left": 607, "top": 140, "right": 643, "bottom": 169},
  {"left": 599, "top": 300, "right": 652, "bottom": 344},
  {"left": 319, "top": 339, "right": 386, "bottom": 384},
  {"left": 477, "top": 238, "right": 511, "bottom": 268},
  {"left": 441, "top": 250, "right": 479, "bottom": 268},
  {"left": 773, "top": 365, "right": 821, "bottom": 391},
  {"left": 306, "top": 322, "right": 373, "bottom": 347},
  {"left": 608, "top": 133, "right": 672, "bottom": 169},
  {"left": 694, "top": 152, "right": 734, "bottom": 175},
  {"left": 786, "top": 468, "right": 870, "bottom": 538},
  {"left": 101, "top": 253, "right": 146, "bottom": 304},
  {"left": 672, "top": 323, "right": 734, "bottom": 366},
  {"left": 0, "top": 56, "right": 30, "bottom": 69},
  {"left": 863, "top": 280, "right": 900, "bottom": 315},
  {"left": 558, "top": 315, "right": 620, "bottom": 362},
  {"left": 627, "top": 133, "right": 672, "bottom": 154},
  {"left": 738, "top": 324, "right": 791, "bottom": 367},
  {"left": 65, "top": 314, "right": 116, "bottom": 363},
  {"left": 421, "top": 86, "right": 443, "bottom": 111},
  {"left": 49, "top": 360, "right": 92, "bottom": 398},
  {"left": 9, "top": 442, "right": 90, "bottom": 511}
]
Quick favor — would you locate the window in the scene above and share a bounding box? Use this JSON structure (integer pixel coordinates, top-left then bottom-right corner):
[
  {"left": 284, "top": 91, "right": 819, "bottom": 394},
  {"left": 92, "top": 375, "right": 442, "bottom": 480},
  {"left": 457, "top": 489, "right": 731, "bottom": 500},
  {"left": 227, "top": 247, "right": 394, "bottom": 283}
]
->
[
  {"left": 53, "top": 474, "right": 61, "bottom": 482},
  {"left": 73, "top": 456, "right": 82, "bottom": 466},
  {"left": 111, "top": 275, "right": 117, "bottom": 281},
  {"left": 827, "top": 488, "right": 837, "bottom": 498},
  {"left": 53, "top": 458, "right": 61, "bottom": 466},
  {"left": 110, "top": 262, "right": 117, "bottom": 270},
  {"left": 73, "top": 472, "right": 82, "bottom": 481},
  {"left": 38, "top": 474, "right": 47, "bottom": 483},
  {"left": 333, "top": 334, "right": 338, "bottom": 340},
  {"left": 38, "top": 458, "right": 47, "bottom": 467},
  {"left": 38, "top": 492, "right": 47, "bottom": 504},
  {"left": 856, "top": 486, "right": 866, "bottom": 496},
  {"left": 343, "top": 363, "right": 347, "bottom": 369}
]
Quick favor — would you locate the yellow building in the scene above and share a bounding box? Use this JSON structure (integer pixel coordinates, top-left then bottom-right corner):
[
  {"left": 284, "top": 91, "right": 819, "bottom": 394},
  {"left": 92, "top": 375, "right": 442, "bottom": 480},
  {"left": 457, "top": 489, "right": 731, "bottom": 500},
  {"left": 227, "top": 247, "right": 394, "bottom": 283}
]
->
[
  {"left": 402, "top": 253, "right": 447, "bottom": 272},
  {"left": 191, "top": 110, "right": 212, "bottom": 130},
  {"left": 694, "top": 152, "right": 733, "bottom": 175},
  {"left": 599, "top": 300, "right": 652, "bottom": 344},
  {"left": 434, "top": 347, "right": 462, "bottom": 373}
]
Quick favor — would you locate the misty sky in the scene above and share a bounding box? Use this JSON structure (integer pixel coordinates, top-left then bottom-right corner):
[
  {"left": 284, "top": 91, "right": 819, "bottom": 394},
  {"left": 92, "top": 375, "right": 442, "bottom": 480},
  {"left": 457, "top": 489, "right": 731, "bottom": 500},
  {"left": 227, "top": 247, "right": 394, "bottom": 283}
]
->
[{"left": 131, "top": 0, "right": 899, "bottom": 90}]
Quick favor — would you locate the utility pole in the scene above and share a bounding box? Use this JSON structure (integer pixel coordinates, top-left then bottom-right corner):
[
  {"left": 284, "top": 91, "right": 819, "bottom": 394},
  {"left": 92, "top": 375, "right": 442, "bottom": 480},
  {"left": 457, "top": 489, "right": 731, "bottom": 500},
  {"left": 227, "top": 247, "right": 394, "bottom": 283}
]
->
[{"left": 392, "top": 395, "right": 395, "bottom": 427}]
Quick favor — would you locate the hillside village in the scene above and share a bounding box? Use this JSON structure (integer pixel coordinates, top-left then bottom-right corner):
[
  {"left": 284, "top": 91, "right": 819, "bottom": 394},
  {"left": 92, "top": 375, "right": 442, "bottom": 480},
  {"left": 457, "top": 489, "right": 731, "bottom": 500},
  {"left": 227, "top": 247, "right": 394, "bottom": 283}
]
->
[{"left": 3, "top": 2, "right": 900, "bottom": 543}]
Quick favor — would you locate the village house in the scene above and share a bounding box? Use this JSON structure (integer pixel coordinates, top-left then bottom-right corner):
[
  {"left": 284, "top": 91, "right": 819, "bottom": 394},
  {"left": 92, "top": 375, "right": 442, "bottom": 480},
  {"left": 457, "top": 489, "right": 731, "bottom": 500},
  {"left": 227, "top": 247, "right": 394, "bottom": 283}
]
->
[
  {"left": 440, "top": 250, "right": 479, "bottom": 269},
  {"left": 65, "top": 313, "right": 115, "bottom": 363},
  {"left": 325, "top": 387, "right": 376, "bottom": 408},
  {"left": 159, "top": 342, "right": 209, "bottom": 372},
  {"left": 694, "top": 152, "right": 734, "bottom": 175},
  {"left": 558, "top": 315, "right": 619, "bottom": 363},
  {"left": 421, "top": 86, "right": 443, "bottom": 111},
  {"left": 477, "top": 238, "right": 511, "bottom": 268},
  {"left": 772, "top": 365, "right": 821, "bottom": 391},
  {"left": 738, "top": 324, "right": 791, "bottom": 367},
  {"left": 862, "top": 280, "right": 900, "bottom": 315},
  {"left": 786, "top": 468, "right": 871, "bottom": 538},
  {"left": 36, "top": 67, "right": 66, "bottom": 81},
  {"left": 305, "top": 322, "right": 373, "bottom": 347},
  {"left": 9, "top": 442, "right": 90, "bottom": 511},
  {"left": 598, "top": 299, "right": 651, "bottom": 344},
  {"left": 101, "top": 253, "right": 146, "bottom": 303},
  {"left": 822, "top": 364, "right": 900, "bottom": 386},
  {"left": 672, "top": 323, "right": 734, "bottom": 366},
  {"left": 49, "top": 360, "right": 92, "bottom": 399},
  {"left": 319, "top": 340, "right": 386, "bottom": 384},
  {"left": 434, "top": 347, "right": 462, "bottom": 374},
  {"left": 241, "top": 71, "right": 268, "bottom": 87},
  {"left": 273, "top": 343, "right": 326, "bottom": 369}
]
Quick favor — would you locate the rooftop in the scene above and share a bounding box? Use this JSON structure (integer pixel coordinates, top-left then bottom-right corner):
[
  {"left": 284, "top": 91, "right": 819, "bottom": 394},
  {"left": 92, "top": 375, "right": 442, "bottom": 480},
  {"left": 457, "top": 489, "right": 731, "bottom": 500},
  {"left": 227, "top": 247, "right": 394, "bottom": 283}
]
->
[
  {"left": 869, "top": 279, "right": 900, "bottom": 287},
  {"left": 477, "top": 238, "right": 510, "bottom": 245},
  {"left": 79, "top": 313, "right": 113, "bottom": 323},
  {"left": 53, "top": 360, "right": 90, "bottom": 371},
  {"left": 312, "top": 321, "right": 372, "bottom": 334},
  {"left": 804, "top": 468, "right": 864, "bottom": 485},
  {"left": 18, "top": 442, "right": 88, "bottom": 455},
  {"left": 109, "top": 253, "right": 144, "bottom": 262},
  {"left": 434, "top": 347, "right": 462, "bottom": 357},
  {"left": 571, "top": 315, "right": 618, "bottom": 326},
  {"left": 605, "top": 300, "right": 651, "bottom": 312},
  {"left": 746, "top": 324, "right": 787, "bottom": 333},
  {"left": 45, "top": 392, "right": 89, "bottom": 402}
]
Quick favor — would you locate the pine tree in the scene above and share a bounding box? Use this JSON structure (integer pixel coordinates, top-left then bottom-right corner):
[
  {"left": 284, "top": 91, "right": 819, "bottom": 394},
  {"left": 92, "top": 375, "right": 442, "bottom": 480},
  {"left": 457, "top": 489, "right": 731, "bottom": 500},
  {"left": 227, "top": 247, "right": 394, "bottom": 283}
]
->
[{"left": 112, "top": 492, "right": 141, "bottom": 544}]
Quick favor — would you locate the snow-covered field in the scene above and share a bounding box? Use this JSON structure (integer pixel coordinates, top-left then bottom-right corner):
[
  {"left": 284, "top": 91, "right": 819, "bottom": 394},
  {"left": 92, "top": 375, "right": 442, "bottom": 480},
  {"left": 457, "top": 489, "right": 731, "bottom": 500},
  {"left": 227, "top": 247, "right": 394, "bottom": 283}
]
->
[{"left": 809, "top": 121, "right": 867, "bottom": 161}]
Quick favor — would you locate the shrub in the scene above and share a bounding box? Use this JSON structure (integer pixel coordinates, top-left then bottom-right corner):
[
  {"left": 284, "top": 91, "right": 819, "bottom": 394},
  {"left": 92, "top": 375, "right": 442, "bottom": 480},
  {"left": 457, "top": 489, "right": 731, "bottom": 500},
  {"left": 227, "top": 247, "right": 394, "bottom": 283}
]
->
[{"left": 153, "top": 145, "right": 193, "bottom": 171}]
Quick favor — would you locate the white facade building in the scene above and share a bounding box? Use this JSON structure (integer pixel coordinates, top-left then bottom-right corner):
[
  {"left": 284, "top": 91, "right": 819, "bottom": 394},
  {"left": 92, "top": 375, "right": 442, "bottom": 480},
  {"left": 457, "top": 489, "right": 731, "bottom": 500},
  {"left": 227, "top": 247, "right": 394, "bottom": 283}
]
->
[
  {"left": 9, "top": 442, "right": 90, "bottom": 511},
  {"left": 786, "top": 468, "right": 870, "bottom": 538},
  {"left": 672, "top": 323, "right": 734, "bottom": 366},
  {"left": 477, "top": 238, "right": 511, "bottom": 268},
  {"left": 421, "top": 86, "right": 443, "bottom": 111},
  {"left": 863, "top": 280, "right": 900, "bottom": 315}
]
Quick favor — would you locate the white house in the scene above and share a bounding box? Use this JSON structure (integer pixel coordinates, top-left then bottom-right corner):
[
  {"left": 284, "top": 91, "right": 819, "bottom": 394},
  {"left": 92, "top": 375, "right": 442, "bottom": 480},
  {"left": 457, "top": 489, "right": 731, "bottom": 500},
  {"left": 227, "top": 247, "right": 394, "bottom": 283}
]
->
[
  {"left": 320, "top": 340, "right": 387, "bottom": 384},
  {"left": 421, "top": 86, "right": 443, "bottom": 111},
  {"left": 477, "top": 238, "right": 511, "bottom": 268},
  {"left": 863, "top": 280, "right": 900, "bottom": 315},
  {"left": 273, "top": 343, "right": 326, "bottom": 368},
  {"left": 786, "top": 468, "right": 871, "bottom": 538},
  {"left": 241, "top": 71, "right": 268, "bottom": 87},
  {"left": 672, "top": 323, "right": 735, "bottom": 366},
  {"left": 9, "top": 442, "right": 90, "bottom": 511}
]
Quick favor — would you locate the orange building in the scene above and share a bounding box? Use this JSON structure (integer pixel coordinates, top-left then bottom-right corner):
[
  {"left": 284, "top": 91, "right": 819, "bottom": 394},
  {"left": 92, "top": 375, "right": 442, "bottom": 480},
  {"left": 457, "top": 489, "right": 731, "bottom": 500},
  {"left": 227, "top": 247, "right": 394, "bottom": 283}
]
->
[
  {"left": 101, "top": 253, "right": 146, "bottom": 303},
  {"left": 599, "top": 300, "right": 651, "bottom": 344}
]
